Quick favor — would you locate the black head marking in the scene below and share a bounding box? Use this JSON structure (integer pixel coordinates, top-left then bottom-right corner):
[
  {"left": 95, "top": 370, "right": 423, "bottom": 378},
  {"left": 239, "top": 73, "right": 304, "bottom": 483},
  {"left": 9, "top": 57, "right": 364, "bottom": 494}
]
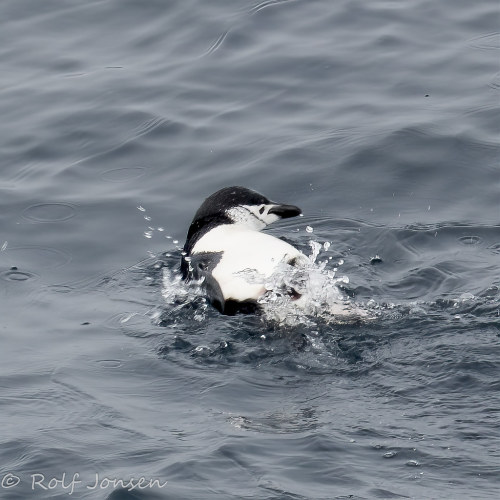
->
[
  {"left": 182, "top": 186, "right": 271, "bottom": 256},
  {"left": 193, "top": 186, "right": 270, "bottom": 222}
]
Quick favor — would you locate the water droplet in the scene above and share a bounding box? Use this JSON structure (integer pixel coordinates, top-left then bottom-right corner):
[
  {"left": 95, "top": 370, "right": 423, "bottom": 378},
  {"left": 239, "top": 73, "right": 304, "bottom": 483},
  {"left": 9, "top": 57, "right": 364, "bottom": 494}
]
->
[
  {"left": 305, "top": 226, "right": 313, "bottom": 233},
  {"left": 323, "top": 241, "right": 330, "bottom": 251},
  {"left": 173, "top": 240, "right": 179, "bottom": 244},
  {"left": 144, "top": 231, "right": 152, "bottom": 239},
  {"left": 144, "top": 215, "right": 151, "bottom": 221},
  {"left": 1, "top": 241, "right": 7, "bottom": 252},
  {"left": 137, "top": 206, "right": 146, "bottom": 212},
  {"left": 383, "top": 451, "right": 397, "bottom": 458},
  {"left": 157, "top": 227, "right": 164, "bottom": 232}
]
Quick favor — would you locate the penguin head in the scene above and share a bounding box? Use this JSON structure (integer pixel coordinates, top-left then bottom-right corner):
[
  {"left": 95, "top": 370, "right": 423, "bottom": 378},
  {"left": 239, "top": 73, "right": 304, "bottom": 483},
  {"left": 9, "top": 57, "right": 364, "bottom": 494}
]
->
[{"left": 193, "top": 186, "right": 301, "bottom": 230}]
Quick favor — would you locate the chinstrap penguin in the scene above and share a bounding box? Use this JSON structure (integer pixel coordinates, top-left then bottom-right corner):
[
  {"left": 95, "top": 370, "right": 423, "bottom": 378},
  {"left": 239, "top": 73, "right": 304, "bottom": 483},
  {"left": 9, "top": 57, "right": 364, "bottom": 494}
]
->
[{"left": 181, "top": 186, "right": 308, "bottom": 315}]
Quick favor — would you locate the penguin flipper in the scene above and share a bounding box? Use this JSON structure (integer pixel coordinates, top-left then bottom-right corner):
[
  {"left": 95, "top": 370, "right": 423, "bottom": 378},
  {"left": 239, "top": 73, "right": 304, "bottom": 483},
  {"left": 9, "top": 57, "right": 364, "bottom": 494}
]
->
[
  {"left": 186, "top": 252, "right": 261, "bottom": 316},
  {"left": 184, "top": 252, "right": 225, "bottom": 313}
]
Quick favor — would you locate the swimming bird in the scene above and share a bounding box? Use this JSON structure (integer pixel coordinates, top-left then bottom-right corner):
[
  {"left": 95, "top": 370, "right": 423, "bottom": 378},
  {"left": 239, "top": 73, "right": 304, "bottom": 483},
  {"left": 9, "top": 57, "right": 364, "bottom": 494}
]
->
[{"left": 181, "top": 186, "right": 307, "bottom": 315}]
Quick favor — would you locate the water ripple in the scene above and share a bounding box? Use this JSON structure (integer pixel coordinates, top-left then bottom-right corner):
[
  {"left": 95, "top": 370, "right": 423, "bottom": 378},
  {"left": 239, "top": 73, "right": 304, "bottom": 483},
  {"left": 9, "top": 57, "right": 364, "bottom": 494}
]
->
[
  {"left": 249, "top": 0, "right": 295, "bottom": 15},
  {"left": 22, "top": 202, "right": 77, "bottom": 223},
  {"left": 100, "top": 166, "right": 147, "bottom": 182},
  {"left": 468, "top": 32, "right": 500, "bottom": 50},
  {"left": 1, "top": 245, "right": 72, "bottom": 269},
  {"left": 205, "top": 30, "right": 229, "bottom": 56}
]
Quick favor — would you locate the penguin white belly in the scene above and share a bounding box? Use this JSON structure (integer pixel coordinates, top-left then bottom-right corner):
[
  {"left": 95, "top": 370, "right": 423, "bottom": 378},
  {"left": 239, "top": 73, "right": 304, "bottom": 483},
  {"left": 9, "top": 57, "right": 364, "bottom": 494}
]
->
[{"left": 192, "top": 225, "right": 304, "bottom": 302}]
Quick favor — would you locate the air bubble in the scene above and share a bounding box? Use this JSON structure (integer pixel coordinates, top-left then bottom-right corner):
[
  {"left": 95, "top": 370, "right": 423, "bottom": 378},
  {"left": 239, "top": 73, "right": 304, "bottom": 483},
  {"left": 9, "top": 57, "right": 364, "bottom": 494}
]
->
[
  {"left": 406, "top": 460, "right": 420, "bottom": 467},
  {"left": 194, "top": 345, "right": 210, "bottom": 353},
  {"left": 459, "top": 235, "right": 482, "bottom": 245},
  {"left": 459, "top": 292, "right": 474, "bottom": 301},
  {"left": 0, "top": 269, "right": 38, "bottom": 282}
]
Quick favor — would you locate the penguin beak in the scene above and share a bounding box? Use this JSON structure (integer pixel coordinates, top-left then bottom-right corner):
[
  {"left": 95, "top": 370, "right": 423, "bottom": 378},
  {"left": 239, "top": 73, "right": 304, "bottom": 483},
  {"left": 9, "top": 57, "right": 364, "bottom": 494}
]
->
[{"left": 268, "top": 203, "right": 302, "bottom": 219}]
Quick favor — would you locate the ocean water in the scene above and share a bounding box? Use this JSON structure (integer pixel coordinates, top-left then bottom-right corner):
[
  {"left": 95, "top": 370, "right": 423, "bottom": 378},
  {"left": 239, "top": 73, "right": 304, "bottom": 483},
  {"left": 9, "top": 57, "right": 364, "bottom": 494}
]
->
[{"left": 1, "top": 0, "right": 499, "bottom": 498}]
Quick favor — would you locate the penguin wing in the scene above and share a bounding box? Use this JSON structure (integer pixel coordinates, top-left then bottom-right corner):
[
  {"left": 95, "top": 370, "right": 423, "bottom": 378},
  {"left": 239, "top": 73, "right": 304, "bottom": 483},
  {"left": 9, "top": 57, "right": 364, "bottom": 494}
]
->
[{"left": 187, "top": 252, "right": 226, "bottom": 313}]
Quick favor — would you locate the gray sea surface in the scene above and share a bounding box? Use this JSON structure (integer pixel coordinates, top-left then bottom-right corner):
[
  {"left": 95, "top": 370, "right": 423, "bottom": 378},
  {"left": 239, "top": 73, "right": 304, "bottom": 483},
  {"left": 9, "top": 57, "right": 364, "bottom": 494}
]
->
[{"left": 1, "top": 0, "right": 499, "bottom": 499}]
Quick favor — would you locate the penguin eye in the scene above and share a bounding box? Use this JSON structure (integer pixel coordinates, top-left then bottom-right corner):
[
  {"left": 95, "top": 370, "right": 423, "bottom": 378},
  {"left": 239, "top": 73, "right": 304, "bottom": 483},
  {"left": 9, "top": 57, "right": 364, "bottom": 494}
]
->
[{"left": 259, "top": 206, "right": 265, "bottom": 215}]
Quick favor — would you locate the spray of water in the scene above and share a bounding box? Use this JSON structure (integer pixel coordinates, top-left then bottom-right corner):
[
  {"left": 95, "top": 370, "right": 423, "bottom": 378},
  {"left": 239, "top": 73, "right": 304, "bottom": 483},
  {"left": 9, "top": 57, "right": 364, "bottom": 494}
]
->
[
  {"left": 161, "top": 234, "right": 372, "bottom": 327},
  {"left": 256, "top": 240, "right": 372, "bottom": 326}
]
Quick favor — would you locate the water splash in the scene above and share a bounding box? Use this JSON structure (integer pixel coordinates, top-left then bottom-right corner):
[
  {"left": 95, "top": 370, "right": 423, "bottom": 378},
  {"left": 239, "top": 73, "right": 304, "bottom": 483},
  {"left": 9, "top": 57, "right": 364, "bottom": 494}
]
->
[
  {"left": 257, "top": 239, "right": 371, "bottom": 326},
  {"left": 161, "top": 265, "right": 208, "bottom": 323},
  {"left": 159, "top": 229, "right": 372, "bottom": 327}
]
